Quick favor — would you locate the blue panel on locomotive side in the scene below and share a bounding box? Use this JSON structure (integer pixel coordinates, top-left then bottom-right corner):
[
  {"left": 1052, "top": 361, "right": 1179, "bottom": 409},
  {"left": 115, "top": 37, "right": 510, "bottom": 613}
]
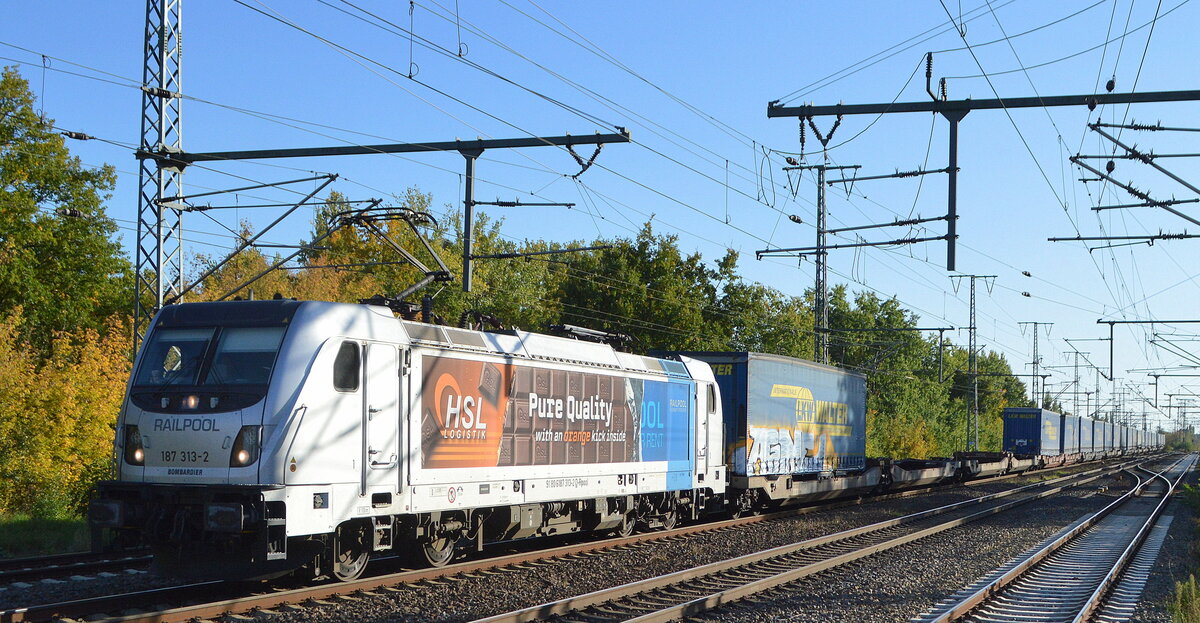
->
[{"left": 637, "top": 379, "right": 695, "bottom": 491}]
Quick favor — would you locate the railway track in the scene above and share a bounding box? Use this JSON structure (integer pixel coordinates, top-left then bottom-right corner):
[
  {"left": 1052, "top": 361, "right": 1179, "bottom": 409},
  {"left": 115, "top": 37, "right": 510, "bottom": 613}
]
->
[
  {"left": 0, "top": 551, "right": 151, "bottom": 585},
  {"left": 0, "top": 459, "right": 1141, "bottom": 623},
  {"left": 459, "top": 459, "right": 1142, "bottom": 623},
  {"left": 0, "top": 457, "right": 1106, "bottom": 590},
  {"left": 913, "top": 454, "right": 1195, "bottom": 623}
]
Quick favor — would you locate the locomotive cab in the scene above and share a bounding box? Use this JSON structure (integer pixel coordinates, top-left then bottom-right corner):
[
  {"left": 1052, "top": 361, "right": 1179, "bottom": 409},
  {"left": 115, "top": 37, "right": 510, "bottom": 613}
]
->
[{"left": 90, "top": 300, "right": 354, "bottom": 580}]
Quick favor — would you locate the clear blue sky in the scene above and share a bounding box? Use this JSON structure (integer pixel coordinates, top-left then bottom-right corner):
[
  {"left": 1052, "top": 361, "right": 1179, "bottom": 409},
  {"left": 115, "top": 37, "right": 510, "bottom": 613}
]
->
[{"left": 3, "top": 1, "right": 1198, "bottom": 430}]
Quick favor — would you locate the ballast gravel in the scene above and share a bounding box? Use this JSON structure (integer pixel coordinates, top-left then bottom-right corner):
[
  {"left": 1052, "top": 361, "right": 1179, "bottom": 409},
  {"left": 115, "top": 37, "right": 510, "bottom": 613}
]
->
[
  {"left": 0, "top": 568, "right": 183, "bottom": 611},
  {"left": 691, "top": 483, "right": 1120, "bottom": 623}
]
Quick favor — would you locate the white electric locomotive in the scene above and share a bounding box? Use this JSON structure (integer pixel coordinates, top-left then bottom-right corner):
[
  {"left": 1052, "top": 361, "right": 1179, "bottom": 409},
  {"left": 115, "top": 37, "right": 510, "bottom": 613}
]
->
[{"left": 90, "top": 300, "right": 725, "bottom": 580}]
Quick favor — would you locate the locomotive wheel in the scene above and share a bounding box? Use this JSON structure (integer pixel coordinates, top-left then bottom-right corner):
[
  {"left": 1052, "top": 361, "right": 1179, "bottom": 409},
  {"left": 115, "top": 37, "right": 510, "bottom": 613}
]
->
[
  {"left": 332, "top": 523, "right": 370, "bottom": 582},
  {"left": 421, "top": 534, "right": 456, "bottom": 567},
  {"left": 612, "top": 512, "right": 636, "bottom": 538},
  {"left": 660, "top": 508, "right": 679, "bottom": 531}
]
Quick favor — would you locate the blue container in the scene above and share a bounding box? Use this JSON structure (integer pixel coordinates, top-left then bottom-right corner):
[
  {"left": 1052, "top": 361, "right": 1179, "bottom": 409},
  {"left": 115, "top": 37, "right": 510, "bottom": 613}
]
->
[
  {"left": 1061, "top": 415, "right": 1080, "bottom": 454},
  {"left": 1003, "top": 407, "right": 1063, "bottom": 456},
  {"left": 1079, "top": 417, "right": 1094, "bottom": 453},
  {"left": 671, "top": 352, "right": 867, "bottom": 476}
]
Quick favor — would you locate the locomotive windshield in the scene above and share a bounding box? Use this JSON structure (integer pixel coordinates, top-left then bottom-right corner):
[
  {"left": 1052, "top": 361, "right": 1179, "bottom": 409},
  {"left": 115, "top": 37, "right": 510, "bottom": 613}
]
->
[{"left": 134, "top": 326, "right": 285, "bottom": 387}]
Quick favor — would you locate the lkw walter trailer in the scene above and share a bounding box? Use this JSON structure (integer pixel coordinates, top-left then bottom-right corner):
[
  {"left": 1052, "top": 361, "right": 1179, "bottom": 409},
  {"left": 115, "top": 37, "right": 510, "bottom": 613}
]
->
[{"left": 669, "top": 351, "right": 868, "bottom": 512}]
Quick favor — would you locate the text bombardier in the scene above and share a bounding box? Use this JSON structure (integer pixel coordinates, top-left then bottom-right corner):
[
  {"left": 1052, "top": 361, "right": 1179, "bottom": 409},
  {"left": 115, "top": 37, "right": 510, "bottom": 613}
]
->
[{"left": 528, "top": 393, "right": 614, "bottom": 426}]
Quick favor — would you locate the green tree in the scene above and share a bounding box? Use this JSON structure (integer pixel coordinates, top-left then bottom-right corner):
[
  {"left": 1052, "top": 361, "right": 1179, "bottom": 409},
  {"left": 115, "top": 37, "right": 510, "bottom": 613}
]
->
[
  {"left": 0, "top": 67, "right": 129, "bottom": 351},
  {"left": 712, "top": 251, "right": 812, "bottom": 357},
  {"left": 555, "top": 223, "right": 724, "bottom": 353}
]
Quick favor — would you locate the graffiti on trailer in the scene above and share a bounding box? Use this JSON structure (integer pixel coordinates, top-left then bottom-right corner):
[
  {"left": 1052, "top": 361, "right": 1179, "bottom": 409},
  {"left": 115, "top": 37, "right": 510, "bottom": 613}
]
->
[{"left": 744, "top": 384, "right": 853, "bottom": 475}]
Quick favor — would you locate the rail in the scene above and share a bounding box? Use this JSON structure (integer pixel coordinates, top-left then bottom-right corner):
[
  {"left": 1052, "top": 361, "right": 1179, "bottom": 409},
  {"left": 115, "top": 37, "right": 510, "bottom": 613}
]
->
[{"left": 918, "top": 454, "right": 1193, "bottom": 623}]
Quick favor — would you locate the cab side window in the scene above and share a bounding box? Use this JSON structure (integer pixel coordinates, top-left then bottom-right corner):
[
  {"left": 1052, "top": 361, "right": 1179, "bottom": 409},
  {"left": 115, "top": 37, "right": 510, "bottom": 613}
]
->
[{"left": 333, "top": 341, "right": 360, "bottom": 392}]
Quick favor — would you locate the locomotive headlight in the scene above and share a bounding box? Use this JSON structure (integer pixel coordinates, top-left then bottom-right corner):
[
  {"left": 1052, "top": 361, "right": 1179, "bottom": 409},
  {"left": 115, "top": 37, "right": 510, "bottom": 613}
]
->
[
  {"left": 229, "top": 425, "right": 262, "bottom": 467},
  {"left": 124, "top": 426, "right": 144, "bottom": 466},
  {"left": 183, "top": 395, "right": 199, "bottom": 410}
]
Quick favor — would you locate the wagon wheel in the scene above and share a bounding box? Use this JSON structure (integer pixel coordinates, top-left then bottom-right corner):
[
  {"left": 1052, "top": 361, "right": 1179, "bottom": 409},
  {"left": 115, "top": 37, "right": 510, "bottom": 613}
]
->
[{"left": 332, "top": 522, "right": 370, "bottom": 582}]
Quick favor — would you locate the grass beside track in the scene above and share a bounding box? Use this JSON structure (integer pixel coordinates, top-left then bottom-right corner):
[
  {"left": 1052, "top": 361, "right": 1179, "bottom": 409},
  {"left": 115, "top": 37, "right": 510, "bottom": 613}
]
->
[
  {"left": 1170, "top": 483, "right": 1200, "bottom": 622},
  {"left": 1171, "top": 575, "right": 1200, "bottom": 623},
  {"left": 0, "top": 515, "right": 89, "bottom": 558}
]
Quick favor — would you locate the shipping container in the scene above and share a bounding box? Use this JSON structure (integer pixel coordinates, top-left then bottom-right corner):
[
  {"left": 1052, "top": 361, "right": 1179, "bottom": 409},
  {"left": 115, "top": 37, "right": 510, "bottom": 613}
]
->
[
  {"left": 1105, "top": 421, "right": 1116, "bottom": 451},
  {"left": 1003, "top": 408, "right": 1063, "bottom": 456},
  {"left": 1079, "top": 417, "right": 1094, "bottom": 454},
  {"left": 1061, "top": 414, "right": 1081, "bottom": 454},
  {"left": 671, "top": 352, "right": 868, "bottom": 476}
]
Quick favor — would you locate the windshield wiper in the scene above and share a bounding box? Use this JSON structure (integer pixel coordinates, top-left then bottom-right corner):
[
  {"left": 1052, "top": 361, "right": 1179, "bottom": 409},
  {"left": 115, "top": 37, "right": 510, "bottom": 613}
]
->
[{"left": 157, "top": 355, "right": 203, "bottom": 386}]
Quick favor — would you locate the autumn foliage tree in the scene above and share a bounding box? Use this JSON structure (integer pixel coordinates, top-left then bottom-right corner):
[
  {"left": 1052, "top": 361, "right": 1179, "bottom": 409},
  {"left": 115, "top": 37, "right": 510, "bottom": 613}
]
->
[{"left": 0, "top": 313, "right": 130, "bottom": 517}]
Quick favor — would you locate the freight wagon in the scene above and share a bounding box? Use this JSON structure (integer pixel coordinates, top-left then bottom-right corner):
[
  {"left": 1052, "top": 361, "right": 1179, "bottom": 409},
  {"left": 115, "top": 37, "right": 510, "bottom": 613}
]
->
[
  {"left": 1079, "top": 417, "right": 1094, "bottom": 456},
  {"left": 1061, "top": 414, "right": 1080, "bottom": 455},
  {"left": 1002, "top": 408, "right": 1063, "bottom": 457},
  {"left": 667, "top": 351, "right": 868, "bottom": 511}
]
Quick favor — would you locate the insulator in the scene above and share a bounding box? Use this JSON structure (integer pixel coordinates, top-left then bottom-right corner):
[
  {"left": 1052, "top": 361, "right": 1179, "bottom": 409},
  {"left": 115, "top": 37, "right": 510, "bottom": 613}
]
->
[
  {"left": 140, "top": 86, "right": 178, "bottom": 99},
  {"left": 926, "top": 52, "right": 933, "bottom": 78},
  {"left": 1106, "top": 160, "right": 1116, "bottom": 174},
  {"left": 421, "top": 295, "right": 433, "bottom": 324}
]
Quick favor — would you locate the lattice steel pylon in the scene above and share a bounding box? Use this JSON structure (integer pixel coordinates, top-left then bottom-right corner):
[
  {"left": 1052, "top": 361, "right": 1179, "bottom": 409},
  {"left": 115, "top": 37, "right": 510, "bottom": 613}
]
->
[{"left": 134, "top": 0, "right": 184, "bottom": 348}]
